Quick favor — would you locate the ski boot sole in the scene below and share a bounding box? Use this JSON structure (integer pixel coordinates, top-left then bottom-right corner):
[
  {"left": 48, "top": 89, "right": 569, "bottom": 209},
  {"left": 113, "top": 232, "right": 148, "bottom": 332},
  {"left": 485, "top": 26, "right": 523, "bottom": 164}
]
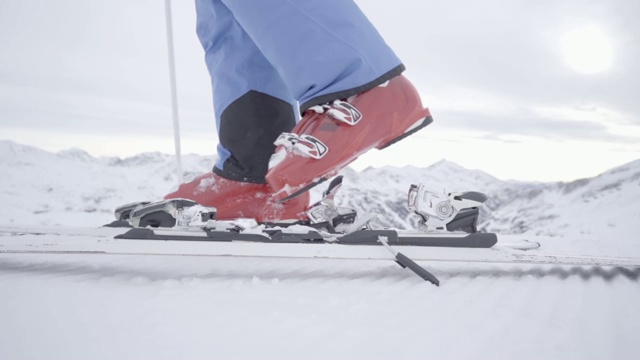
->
[{"left": 376, "top": 116, "right": 433, "bottom": 150}]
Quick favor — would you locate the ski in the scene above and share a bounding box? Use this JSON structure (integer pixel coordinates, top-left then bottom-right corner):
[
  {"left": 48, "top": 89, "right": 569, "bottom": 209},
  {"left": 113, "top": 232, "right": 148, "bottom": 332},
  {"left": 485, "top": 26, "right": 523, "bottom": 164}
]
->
[
  {"left": 1, "top": 226, "right": 638, "bottom": 268},
  {"left": 115, "top": 227, "right": 499, "bottom": 248},
  {"left": 0, "top": 226, "right": 538, "bottom": 251},
  {"left": 3, "top": 180, "right": 637, "bottom": 285}
]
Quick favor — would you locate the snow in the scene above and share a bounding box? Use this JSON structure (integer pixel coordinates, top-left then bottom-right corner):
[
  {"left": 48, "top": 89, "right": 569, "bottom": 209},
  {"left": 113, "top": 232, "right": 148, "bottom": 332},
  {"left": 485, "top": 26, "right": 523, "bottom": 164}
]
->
[
  {"left": 1, "top": 253, "right": 639, "bottom": 360},
  {"left": 1, "top": 141, "right": 640, "bottom": 359}
]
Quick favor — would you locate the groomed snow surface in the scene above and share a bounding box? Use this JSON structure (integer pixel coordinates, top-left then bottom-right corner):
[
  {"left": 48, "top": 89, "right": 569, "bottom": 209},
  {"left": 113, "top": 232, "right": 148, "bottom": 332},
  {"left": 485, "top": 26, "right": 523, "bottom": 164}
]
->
[{"left": 1, "top": 235, "right": 639, "bottom": 360}]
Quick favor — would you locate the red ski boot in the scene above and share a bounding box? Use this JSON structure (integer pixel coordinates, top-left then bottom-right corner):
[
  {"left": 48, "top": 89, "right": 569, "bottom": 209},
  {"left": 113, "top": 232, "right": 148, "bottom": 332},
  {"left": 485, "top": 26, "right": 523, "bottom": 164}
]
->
[
  {"left": 163, "top": 172, "right": 309, "bottom": 222},
  {"left": 266, "top": 75, "right": 432, "bottom": 201}
]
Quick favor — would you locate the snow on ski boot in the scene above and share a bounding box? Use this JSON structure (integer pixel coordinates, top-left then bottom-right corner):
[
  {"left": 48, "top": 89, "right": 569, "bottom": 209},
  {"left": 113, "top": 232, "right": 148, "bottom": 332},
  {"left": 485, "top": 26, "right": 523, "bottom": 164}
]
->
[
  {"left": 163, "top": 172, "right": 309, "bottom": 222},
  {"left": 407, "top": 184, "right": 487, "bottom": 233},
  {"left": 266, "top": 75, "right": 433, "bottom": 202},
  {"left": 129, "top": 198, "right": 217, "bottom": 228}
]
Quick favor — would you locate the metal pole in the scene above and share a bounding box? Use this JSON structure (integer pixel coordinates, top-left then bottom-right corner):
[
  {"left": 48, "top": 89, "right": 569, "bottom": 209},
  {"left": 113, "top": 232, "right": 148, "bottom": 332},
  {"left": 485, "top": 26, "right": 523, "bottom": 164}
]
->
[{"left": 164, "top": 0, "right": 183, "bottom": 185}]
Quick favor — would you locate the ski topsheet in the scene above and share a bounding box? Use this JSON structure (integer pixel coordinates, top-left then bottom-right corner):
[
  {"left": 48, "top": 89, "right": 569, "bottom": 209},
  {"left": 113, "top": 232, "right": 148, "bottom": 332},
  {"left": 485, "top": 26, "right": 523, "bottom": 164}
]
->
[{"left": 116, "top": 228, "right": 500, "bottom": 248}]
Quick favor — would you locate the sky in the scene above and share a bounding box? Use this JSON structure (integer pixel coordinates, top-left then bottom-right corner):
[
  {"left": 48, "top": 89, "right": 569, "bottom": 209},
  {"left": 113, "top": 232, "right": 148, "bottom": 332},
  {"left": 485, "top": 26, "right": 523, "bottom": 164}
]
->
[{"left": 1, "top": 0, "right": 639, "bottom": 182}]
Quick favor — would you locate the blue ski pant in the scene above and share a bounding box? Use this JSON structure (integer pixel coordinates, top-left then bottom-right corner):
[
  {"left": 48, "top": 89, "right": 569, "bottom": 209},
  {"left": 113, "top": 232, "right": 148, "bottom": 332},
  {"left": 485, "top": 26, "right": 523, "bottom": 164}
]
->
[{"left": 195, "top": 0, "right": 404, "bottom": 183}]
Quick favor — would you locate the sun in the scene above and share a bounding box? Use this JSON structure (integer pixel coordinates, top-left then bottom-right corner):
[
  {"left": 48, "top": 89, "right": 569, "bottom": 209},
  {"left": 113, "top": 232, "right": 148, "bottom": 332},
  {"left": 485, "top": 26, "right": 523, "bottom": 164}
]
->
[{"left": 560, "top": 25, "right": 614, "bottom": 74}]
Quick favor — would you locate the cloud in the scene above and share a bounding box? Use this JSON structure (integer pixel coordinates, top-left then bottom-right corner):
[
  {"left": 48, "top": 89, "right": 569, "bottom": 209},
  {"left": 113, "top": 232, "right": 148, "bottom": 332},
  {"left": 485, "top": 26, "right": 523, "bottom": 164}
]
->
[
  {"left": 372, "top": 0, "right": 640, "bottom": 118},
  {"left": 0, "top": 0, "right": 638, "bottom": 180},
  {"left": 436, "top": 108, "right": 639, "bottom": 145}
]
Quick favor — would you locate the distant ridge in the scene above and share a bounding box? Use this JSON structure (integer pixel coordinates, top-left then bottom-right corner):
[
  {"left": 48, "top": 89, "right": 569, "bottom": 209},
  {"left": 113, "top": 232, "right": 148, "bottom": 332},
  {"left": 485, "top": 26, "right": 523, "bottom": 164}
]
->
[{"left": 1, "top": 140, "right": 638, "bottom": 242}]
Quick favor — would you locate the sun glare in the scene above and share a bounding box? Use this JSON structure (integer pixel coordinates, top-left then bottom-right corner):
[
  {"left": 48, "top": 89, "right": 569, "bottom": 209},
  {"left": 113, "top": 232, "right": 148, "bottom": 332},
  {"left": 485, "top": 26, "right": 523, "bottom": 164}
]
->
[{"left": 561, "top": 25, "right": 614, "bottom": 74}]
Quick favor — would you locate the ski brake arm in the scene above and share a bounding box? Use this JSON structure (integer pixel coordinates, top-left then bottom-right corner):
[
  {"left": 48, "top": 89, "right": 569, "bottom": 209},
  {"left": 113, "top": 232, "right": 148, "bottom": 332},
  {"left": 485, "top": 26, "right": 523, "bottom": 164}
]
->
[{"left": 378, "top": 235, "right": 440, "bottom": 286}]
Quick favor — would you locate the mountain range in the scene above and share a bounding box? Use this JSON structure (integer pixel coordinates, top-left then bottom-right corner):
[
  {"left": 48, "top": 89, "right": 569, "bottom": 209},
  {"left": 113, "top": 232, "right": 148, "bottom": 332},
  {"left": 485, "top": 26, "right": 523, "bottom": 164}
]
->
[{"left": 1, "top": 140, "right": 638, "bottom": 241}]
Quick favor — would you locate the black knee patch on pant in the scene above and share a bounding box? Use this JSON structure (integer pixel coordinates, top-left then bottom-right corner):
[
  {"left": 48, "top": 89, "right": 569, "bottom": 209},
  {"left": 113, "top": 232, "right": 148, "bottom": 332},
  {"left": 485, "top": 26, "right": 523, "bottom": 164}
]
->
[{"left": 216, "top": 90, "right": 295, "bottom": 183}]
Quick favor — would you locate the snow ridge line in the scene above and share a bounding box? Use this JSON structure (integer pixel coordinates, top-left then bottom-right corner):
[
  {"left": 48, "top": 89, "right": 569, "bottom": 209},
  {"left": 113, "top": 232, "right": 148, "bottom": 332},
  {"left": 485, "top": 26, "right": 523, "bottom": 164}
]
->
[
  {"left": 437, "top": 266, "right": 640, "bottom": 282},
  {"left": 0, "top": 256, "right": 638, "bottom": 283}
]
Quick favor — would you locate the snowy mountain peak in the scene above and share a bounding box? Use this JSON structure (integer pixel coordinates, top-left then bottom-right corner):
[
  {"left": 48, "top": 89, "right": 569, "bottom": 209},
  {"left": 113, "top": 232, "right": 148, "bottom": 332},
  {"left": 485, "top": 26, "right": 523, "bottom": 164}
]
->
[
  {"left": 605, "top": 158, "right": 640, "bottom": 174},
  {"left": 108, "top": 152, "right": 173, "bottom": 167},
  {"left": 426, "top": 158, "right": 465, "bottom": 171},
  {"left": 0, "top": 140, "right": 48, "bottom": 158},
  {"left": 57, "top": 148, "right": 95, "bottom": 162}
]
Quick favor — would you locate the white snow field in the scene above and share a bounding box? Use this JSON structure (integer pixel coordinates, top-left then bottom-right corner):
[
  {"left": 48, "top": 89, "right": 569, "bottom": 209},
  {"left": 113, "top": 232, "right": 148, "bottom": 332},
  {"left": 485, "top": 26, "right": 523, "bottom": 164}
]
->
[
  {"left": 1, "top": 141, "right": 639, "bottom": 359},
  {"left": 1, "top": 246, "right": 639, "bottom": 360}
]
